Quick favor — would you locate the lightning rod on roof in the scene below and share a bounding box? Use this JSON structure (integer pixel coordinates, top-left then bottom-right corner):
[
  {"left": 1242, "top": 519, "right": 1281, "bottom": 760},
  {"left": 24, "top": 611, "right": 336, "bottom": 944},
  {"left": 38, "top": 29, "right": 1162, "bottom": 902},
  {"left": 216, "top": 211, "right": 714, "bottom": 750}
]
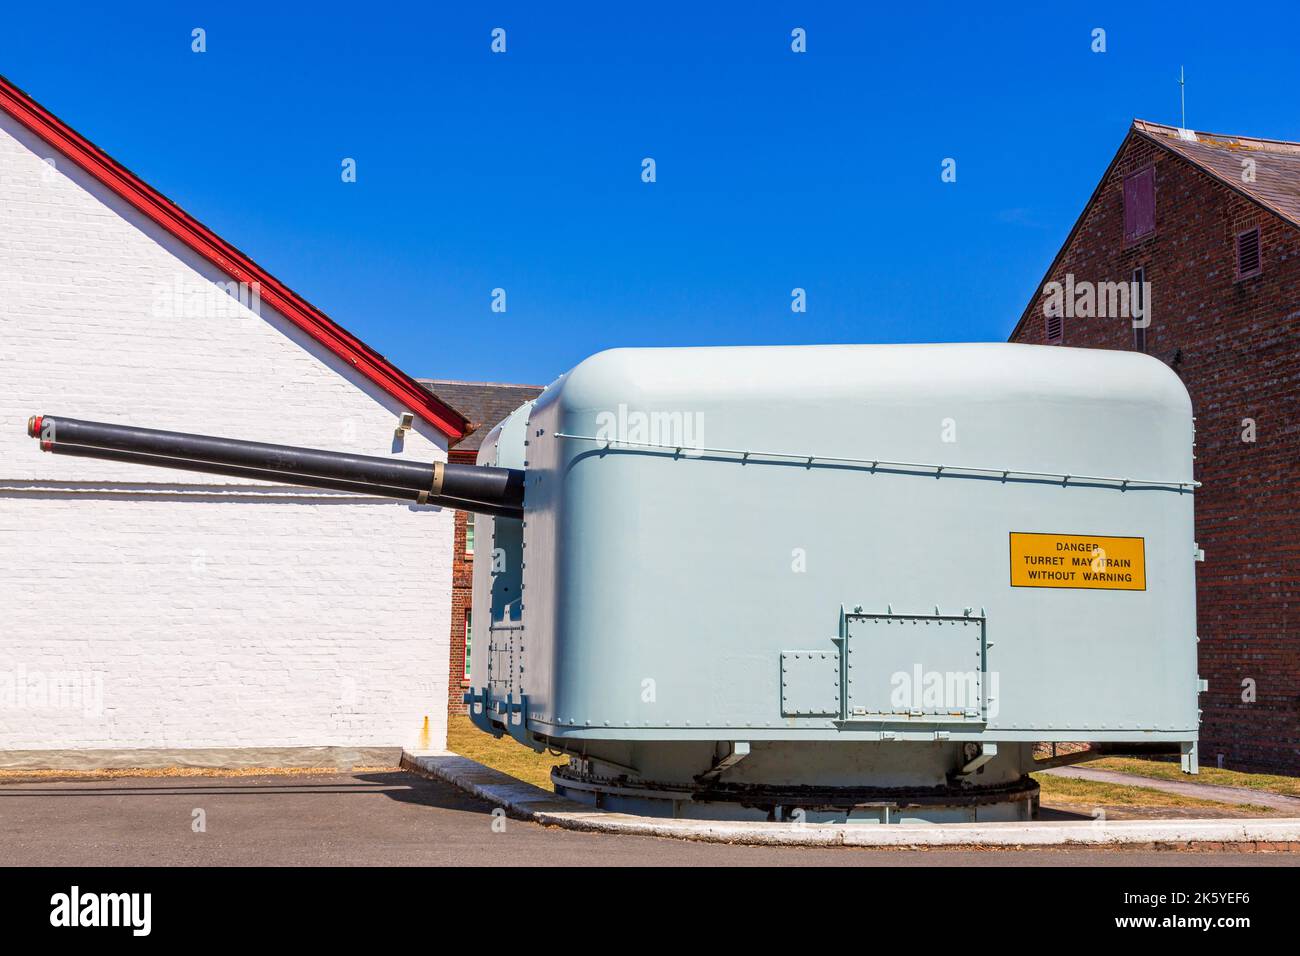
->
[{"left": 1179, "top": 65, "right": 1186, "bottom": 130}]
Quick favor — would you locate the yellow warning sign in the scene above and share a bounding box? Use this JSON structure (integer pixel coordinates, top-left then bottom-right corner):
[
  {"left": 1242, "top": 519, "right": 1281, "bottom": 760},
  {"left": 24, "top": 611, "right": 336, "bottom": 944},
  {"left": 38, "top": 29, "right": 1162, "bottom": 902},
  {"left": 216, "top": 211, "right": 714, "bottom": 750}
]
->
[{"left": 1010, "top": 532, "right": 1146, "bottom": 591}]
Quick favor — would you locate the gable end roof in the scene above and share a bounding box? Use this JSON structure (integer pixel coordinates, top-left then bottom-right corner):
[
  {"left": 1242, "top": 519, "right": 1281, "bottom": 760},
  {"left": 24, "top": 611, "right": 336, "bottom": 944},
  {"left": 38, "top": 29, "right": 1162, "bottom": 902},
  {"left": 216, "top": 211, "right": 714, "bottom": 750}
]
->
[
  {"left": 0, "top": 74, "right": 467, "bottom": 440},
  {"left": 419, "top": 380, "right": 545, "bottom": 452},
  {"left": 1008, "top": 119, "right": 1300, "bottom": 341},
  {"left": 1131, "top": 119, "right": 1300, "bottom": 229}
]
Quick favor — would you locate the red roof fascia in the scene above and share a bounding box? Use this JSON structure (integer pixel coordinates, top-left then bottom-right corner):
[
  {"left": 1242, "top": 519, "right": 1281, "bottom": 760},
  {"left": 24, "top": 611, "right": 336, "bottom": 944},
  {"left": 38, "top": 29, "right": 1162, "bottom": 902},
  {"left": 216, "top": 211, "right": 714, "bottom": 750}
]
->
[{"left": 0, "top": 75, "right": 467, "bottom": 440}]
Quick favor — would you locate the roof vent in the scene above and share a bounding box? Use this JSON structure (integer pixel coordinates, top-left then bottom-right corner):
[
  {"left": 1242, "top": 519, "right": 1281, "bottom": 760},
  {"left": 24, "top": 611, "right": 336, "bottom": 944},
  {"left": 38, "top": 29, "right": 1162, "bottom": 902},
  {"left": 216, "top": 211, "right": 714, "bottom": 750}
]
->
[
  {"left": 1044, "top": 312, "right": 1063, "bottom": 344},
  {"left": 1176, "top": 128, "right": 1198, "bottom": 142},
  {"left": 1236, "top": 227, "right": 1262, "bottom": 279}
]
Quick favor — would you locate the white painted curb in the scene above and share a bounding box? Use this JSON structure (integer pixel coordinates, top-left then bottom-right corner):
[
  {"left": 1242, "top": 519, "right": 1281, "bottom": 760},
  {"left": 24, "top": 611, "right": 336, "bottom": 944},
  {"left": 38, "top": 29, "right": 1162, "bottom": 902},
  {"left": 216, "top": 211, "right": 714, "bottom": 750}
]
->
[{"left": 402, "top": 751, "right": 1300, "bottom": 848}]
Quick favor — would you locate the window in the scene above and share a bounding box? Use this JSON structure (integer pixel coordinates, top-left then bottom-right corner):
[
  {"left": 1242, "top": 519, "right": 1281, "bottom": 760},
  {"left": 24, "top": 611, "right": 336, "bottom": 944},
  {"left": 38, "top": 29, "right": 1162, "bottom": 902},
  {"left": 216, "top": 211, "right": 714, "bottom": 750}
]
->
[
  {"left": 464, "top": 511, "right": 475, "bottom": 556},
  {"left": 1123, "top": 167, "right": 1155, "bottom": 244},
  {"left": 463, "top": 609, "right": 472, "bottom": 681},
  {"left": 1131, "top": 267, "right": 1148, "bottom": 352},
  {"left": 1236, "top": 226, "right": 1262, "bottom": 279}
]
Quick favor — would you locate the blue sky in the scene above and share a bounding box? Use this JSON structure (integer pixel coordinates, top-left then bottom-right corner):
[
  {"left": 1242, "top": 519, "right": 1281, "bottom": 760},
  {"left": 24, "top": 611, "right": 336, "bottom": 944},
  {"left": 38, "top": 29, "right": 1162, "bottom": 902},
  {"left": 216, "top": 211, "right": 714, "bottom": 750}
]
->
[{"left": 3, "top": 3, "right": 1297, "bottom": 385}]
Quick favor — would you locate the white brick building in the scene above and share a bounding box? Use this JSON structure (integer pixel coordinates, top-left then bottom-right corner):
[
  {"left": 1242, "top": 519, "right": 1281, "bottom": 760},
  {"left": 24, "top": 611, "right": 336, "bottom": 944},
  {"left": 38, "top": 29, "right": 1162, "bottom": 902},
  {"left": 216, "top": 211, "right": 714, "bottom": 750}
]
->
[{"left": 0, "top": 77, "right": 468, "bottom": 767}]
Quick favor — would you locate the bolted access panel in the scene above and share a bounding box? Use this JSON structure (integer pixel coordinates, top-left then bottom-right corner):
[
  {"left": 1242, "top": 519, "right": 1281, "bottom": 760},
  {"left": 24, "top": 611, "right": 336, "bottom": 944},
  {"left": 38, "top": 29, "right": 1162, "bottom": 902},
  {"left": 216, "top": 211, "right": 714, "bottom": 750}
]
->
[
  {"left": 780, "top": 650, "right": 841, "bottom": 717},
  {"left": 845, "top": 613, "right": 987, "bottom": 721}
]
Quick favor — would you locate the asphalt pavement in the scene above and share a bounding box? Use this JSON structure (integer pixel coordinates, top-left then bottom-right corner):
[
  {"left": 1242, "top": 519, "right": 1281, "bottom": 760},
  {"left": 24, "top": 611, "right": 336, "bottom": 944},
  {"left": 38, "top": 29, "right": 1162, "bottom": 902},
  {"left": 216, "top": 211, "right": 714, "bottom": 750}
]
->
[{"left": 2, "top": 770, "right": 1295, "bottom": 866}]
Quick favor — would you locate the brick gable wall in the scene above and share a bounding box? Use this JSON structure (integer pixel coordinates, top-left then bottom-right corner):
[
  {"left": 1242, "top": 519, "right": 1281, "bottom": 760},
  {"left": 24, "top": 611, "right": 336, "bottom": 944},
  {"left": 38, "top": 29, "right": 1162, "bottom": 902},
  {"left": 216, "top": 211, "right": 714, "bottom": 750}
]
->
[
  {"left": 445, "top": 449, "right": 478, "bottom": 714},
  {"left": 1010, "top": 133, "right": 1300, "bottom": 773}
]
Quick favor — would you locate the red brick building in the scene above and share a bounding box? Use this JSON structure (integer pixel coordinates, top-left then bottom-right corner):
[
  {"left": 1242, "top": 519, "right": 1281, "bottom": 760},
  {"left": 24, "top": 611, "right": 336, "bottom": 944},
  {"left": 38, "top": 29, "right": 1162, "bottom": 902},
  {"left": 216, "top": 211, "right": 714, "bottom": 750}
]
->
[
  {"left": 1008, "top": 119, "right": 1300, "bottom": 773},
  {"left": 420, "top": 380, "right": 544, "bottom": 713}
]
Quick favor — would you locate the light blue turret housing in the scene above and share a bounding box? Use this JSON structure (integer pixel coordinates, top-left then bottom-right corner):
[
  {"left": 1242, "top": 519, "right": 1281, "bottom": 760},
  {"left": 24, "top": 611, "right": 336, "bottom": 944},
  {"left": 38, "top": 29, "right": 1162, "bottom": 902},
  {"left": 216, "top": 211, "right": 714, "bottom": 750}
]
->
[{"left": 466, "top": 343, "right": 1202, "bottom": 822}]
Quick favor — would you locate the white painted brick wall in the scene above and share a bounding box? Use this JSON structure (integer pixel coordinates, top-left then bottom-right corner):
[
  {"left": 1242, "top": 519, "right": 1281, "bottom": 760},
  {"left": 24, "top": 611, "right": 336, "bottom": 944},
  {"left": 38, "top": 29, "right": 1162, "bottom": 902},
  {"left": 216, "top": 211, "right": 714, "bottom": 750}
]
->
[{"left": 0, "top": 112, "right": 452, "bottom": 756}]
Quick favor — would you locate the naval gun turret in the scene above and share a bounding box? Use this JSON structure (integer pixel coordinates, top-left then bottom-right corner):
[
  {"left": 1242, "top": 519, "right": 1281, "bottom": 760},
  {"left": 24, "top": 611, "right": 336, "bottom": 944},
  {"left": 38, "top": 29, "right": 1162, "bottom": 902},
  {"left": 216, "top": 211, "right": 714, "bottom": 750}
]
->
[{"left": 28, "top": 342, "right": 1205, "bottom": 824}]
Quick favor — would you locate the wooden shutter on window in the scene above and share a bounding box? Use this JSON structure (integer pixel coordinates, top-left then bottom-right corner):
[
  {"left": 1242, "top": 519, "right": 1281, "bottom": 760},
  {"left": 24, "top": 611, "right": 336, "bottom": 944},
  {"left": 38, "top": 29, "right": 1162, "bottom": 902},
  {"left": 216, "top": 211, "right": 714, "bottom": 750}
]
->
[{"left": 1123, "top": 167, "right": 1155, "bottom": 243}]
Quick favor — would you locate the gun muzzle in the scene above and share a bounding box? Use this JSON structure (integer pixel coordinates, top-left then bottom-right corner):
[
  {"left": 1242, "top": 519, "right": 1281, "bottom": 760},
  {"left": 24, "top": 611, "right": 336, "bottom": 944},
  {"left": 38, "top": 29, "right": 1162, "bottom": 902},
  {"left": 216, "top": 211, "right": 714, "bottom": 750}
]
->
[{"left": 29, "top": 414, "right": 524, "bottom": 519}]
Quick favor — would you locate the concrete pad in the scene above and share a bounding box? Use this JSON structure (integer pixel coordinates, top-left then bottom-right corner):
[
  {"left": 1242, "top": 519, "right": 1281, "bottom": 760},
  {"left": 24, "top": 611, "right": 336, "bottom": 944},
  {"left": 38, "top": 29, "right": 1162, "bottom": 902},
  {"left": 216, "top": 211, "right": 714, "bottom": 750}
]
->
[
  {"left": 402, "top": 750, "right": 1300, "bottom": 849},
  {"left": 402, "top": 750, "right": 589, "bottom": 817}
]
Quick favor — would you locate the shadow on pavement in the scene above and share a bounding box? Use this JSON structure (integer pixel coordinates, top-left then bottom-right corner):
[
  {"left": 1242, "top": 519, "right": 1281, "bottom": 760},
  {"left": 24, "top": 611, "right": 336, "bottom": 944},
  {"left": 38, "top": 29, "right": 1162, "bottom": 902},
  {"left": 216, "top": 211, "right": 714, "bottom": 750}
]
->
[{"left": 0, "top": 769, "right": 496, "bottom": 814}]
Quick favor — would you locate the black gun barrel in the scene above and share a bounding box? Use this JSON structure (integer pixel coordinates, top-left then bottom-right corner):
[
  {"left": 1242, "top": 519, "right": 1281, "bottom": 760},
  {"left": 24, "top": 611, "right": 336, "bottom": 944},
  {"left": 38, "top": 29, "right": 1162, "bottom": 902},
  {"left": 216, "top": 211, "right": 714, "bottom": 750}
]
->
[{"left": 28, "top": 415, "right": 524, "bottom": 519}]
